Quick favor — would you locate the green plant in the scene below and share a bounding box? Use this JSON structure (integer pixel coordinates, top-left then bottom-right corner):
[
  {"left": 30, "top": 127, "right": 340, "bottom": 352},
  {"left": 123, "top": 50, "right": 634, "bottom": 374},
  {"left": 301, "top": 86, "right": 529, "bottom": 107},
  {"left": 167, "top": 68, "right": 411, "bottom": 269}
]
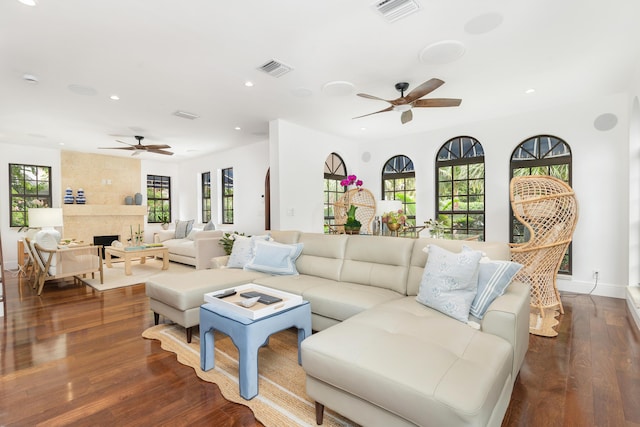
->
[
  {"left": 382, "top": 209, "right": 406, "bottom": 225},
  {"left": 345, "top": 205, "right": 361, "bottom": 228},
  {"left": 219, "top": 231, "right": 245, "bottom": 255}
]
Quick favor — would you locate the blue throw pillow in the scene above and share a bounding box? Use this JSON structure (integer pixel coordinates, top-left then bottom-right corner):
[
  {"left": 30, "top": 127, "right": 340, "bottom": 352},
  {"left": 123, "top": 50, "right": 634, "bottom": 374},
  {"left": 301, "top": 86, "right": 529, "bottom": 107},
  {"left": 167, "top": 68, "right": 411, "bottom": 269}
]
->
[
  {"left": 203, "top": 220, "right": 215, "bottom": 231},
  {"left": 244, "top": 240, "right": 304, "bottom": 275},
  {"left": 470, "top": 259, "right": 522, "bottom": 319},
  {"left": 416, "top": 244, "right": 482, "bottom": 323}
]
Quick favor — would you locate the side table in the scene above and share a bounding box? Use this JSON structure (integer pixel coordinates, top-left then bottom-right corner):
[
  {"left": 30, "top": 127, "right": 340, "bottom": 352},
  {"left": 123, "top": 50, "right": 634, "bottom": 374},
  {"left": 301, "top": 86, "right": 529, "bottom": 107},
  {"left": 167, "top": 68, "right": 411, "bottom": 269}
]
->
[{"left": 200, "top": 301, "right": 312, "bottom": 400}]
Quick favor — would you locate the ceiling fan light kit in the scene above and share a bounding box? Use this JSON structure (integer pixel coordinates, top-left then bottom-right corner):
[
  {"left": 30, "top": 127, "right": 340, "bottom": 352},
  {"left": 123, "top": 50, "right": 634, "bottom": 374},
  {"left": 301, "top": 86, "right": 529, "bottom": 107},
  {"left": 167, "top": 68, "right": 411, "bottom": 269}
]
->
[{"left": 354, "top": 77, "right": 462, "bottom": 124}]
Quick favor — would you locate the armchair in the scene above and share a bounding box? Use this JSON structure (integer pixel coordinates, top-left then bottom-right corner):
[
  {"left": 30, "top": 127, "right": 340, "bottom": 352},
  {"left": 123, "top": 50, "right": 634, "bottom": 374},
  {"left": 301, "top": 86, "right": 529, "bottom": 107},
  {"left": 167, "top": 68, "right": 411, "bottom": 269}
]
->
[
  {"left": 30, "top": 231, "right": 103, "bottom": 296},
  {"left": 509, "top": 175, "right": 578, "bottom": 331}
]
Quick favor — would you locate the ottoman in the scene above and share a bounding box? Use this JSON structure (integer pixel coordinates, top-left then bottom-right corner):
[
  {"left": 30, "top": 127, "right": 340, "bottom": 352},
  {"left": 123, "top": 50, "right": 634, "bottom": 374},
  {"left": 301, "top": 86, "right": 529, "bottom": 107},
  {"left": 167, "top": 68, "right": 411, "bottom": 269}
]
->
[{"left": 145, "top": 268, "right": 268, "bottom": 342}]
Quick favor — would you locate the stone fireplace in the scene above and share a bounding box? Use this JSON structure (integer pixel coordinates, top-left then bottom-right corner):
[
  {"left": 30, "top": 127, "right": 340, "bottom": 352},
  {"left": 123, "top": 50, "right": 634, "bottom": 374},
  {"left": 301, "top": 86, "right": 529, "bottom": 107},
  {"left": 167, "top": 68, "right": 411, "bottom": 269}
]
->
[{"left": 60, "top": 151, "right": 146, "bottom": 243}]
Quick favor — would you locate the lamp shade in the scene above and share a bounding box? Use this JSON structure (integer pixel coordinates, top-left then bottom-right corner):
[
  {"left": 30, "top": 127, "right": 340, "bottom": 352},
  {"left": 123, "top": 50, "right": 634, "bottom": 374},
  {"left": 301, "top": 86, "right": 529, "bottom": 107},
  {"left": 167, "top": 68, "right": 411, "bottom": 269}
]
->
[
  {"left": 375, "top": 200, "right": 402, "bottom": 216},
  {"left": 28, "top": 208, "right": 64, "bottom": 228}
]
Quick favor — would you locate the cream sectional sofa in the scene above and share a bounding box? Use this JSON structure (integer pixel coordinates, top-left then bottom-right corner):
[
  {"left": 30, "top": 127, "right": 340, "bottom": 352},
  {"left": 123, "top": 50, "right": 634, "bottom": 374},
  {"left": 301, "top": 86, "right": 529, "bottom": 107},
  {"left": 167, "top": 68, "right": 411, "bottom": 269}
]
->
[
  {"left": 145, "top": 231, "right": 529, "bottom": 426},
  {"left": 153, "top": 228, "right": 226, "bottom": 270}
]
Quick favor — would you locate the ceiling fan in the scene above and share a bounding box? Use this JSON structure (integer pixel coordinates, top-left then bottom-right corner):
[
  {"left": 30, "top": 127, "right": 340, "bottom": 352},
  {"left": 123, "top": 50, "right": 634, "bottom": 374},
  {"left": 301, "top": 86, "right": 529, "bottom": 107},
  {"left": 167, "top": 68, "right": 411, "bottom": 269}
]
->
[
  {"left": 354, "top": 78, "right": 462, "bottom": 124},
  {"left": 99, "top": 135, "right": 174, "bottom": 156}
]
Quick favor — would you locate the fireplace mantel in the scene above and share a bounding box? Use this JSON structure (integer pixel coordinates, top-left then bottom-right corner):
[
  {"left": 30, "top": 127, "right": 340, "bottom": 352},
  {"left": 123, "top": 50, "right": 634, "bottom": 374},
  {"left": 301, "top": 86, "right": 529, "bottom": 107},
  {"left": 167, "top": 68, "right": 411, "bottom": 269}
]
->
[{"left": 63, "top": 205, "right": 147, "bottom": 217}]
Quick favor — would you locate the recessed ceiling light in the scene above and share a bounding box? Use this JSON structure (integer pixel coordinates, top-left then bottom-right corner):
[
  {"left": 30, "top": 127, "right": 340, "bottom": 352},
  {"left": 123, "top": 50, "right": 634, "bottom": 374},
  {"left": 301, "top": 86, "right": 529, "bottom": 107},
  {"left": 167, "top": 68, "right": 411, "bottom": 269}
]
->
[
  {"left": 59, "top": 142, "right": 65, "bottom": 146},
  {"left": 234, "top": 127, "right": 241, "bottom": 131},
  {"left": 464, "top": 12, "right": 503, "bottom": 35},
  {"left": 361, "top": 127, "right": 367, "bottom": 131},
  {"left": 110, "top": 94, "right": 120, "bottom": 100},
  {"left": 23, "top": 74, "right": 38, "bottom": 84},
  {"left": 419, "top": 40, "right": 465, "bottom": 65},
  {"left": 525, "top": 88, "right": 536, "bottom": 94},
  {"left": 18, "top": 0, "right": 37, "bottom": 6},
  {"left": 244, "top": 81, "right": 254, "bottom": 87}
]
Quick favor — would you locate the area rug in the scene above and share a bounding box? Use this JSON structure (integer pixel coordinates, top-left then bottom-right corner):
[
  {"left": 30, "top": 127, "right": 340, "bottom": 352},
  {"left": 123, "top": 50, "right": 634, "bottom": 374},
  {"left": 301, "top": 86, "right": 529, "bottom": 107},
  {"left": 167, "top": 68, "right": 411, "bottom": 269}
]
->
[
  {"left": 81, "top": 259, "right": 194, "bottom": 291},
  {"left": 142, "top": 324, "right": 356, "bottom": 427}
]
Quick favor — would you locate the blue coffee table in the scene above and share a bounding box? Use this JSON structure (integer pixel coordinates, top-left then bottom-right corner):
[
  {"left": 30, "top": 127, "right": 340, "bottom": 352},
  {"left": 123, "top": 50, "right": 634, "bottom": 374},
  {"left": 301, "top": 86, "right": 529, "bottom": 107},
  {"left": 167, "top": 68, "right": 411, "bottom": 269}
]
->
[{"left": 200, "top": 300, "right": 312, "bottom": 400}]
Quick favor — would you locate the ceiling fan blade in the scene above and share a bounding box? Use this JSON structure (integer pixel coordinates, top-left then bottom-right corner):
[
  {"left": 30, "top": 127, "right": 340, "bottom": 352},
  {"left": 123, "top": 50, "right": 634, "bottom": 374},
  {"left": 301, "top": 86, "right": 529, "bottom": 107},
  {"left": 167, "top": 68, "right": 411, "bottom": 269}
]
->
[
  {"left": 116, "top": 140, "right": 137, "bottom": 147},
  {"left": 147, "top": 149, "right": 174, "bottom": 156},
  {"left": 401, "top": 109, "right": 413, "bottom": 124},
  {"left": 403, "top": 78, "right": 445, "bottom": 103},
  {"left": 413, "top": 98, "right": 462, "bottom": 108},
  {"left": 357, "top": 93, "right": 393, "bottom": 103},
  {"left": 99, "top": 146, "right": 136, "bottom": 151},
  {"left": 353, "top": 106, "right": 394, "bottom": 119},
  {"left": 143, "top": 144, "right": 172, "bottom": 150}
]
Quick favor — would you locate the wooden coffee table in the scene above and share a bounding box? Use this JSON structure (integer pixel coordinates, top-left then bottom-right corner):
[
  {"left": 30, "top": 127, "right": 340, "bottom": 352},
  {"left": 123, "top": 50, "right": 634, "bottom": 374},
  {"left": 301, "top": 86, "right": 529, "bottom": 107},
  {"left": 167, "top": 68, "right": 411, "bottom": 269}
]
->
[{"left": 104, "top": 246, "right": 169, "bottom": 275}]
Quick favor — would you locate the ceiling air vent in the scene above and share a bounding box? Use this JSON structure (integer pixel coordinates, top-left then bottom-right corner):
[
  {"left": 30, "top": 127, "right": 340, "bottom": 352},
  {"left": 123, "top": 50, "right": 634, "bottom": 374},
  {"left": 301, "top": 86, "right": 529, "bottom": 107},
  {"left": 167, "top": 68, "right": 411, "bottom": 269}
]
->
[
  {"left": 372, "top": 0, "right": 421, "bottom": 23},
  {"left": 257, "top": 59, "right": 293, "bottom": 78},
  {"left": 173, "top": 110, "right": 199, "bottom": 120}
]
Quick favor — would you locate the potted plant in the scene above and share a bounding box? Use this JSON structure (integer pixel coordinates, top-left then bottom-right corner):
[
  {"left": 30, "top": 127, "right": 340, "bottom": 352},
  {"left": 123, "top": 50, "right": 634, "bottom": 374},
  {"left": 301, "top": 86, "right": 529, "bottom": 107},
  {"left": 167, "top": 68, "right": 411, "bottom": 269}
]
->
[
  {"left": 382, "top": 209, "right": 406, "bottom": 233},
  {"left": 340, "top": 174, "right": 364, "bottom": 234},
  {"left": 159, "top": 213, "right": 170, "bottom": 230},
  {"left": 344, "top": 205, "right": 362, "bottom": 235}
]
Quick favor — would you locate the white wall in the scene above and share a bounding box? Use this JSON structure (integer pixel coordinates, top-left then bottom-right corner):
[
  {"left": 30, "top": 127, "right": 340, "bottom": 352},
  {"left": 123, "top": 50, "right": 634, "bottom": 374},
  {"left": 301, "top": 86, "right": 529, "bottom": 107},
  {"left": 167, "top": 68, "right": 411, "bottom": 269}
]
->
[
  {"left": 269, "top": 119, "right": 360, "bottom": 232},
  {"left": 173, "top": 139, "right": 270, "bottom": 236},
  {"left": 266, "top": 94, "right": 630, "bottom": 298},
  {"left": 0, "top": 143, "right": 62, "bottom": 269}
]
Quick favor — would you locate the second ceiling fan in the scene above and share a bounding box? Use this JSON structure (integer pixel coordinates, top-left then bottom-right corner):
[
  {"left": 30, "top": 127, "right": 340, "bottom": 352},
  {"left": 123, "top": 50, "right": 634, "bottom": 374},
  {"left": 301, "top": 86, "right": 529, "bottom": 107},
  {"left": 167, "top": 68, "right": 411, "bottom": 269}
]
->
[{"left": 354, "top": 78, "right": 462, "bottom": 124}]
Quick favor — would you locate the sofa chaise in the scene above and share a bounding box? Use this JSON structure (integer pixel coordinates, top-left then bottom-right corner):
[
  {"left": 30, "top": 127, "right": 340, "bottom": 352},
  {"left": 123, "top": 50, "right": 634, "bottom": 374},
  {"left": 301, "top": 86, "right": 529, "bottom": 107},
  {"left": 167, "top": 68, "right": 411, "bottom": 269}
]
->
[{"left": 145, "top": 231, "right": 529, "bottom": 426}]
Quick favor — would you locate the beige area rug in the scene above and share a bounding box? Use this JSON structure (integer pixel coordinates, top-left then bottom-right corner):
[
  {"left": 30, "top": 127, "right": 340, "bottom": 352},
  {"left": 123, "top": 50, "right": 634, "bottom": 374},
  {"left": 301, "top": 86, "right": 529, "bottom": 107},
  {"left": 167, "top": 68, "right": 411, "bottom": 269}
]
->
[
  {"left": 81, "top": 259, "right": 194, "bottom": 291},
  {"left": 142, "top": 324, "right": 356, "bottom": 427},
  {"left": 529, "top": 306, "right": 561, "bottom": 337}
]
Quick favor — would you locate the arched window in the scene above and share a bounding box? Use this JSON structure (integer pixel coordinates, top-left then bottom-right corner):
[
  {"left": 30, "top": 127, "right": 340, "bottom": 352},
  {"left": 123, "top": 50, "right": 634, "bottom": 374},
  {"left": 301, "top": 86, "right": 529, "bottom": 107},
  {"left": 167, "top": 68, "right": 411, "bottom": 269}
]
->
[
  {"left": 324, "top": 153, "right": 347, "bottom": 233},
  {"left": 510, "top": 135, "right": 572, "bottom": 273},
  {"left": 382, "top": 155, "right": 416, "bottom": 227},
  {"left": 436, "top": 136, "right": 485, "bottom": 240}
]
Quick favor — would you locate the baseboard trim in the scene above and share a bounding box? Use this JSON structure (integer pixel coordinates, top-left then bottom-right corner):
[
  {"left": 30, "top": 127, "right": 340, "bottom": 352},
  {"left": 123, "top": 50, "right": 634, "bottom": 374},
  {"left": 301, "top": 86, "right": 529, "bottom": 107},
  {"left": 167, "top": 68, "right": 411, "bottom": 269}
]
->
[
  {"left": 557, "top": 279, "right": 626, "bottom": 299},
  {"left": 626, "top": 287, "right": 640, "bottom": 331}
]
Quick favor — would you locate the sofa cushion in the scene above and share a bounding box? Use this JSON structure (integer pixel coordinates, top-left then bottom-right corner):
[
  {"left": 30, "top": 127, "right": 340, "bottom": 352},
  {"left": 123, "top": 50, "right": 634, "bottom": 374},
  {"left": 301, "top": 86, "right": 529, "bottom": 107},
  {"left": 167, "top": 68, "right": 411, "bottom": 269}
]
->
[
  {"left": 160, "top": 238, "right": 194, "bottom": 257},
  {"left": 203, "top": 220, "right": 216, "bottom": 231},
  {"left": 254, "top": 274, "right": 332, "bottom": 297},
  {"left": 296, "top": 233, "right": 347, "bottom": 281},
  {"left": 341, "top": 235, "right": 413, "bottom": 294},
  {"left": 301, "top": 281, "right": 404, "bottom": 322},
  {"left": 416, "top": 244, "right": 482, "bottom": 323},
  {"left": 145, "top": 268, "right": 269, "bottom": 311},
  {"left": 175, "top": 219, "right": 195, "bottom": 239},
  {"left": 301, "top": 297, "right": 513, "bottom": 427},
  {"left": 244, "top": 240, "right": 303, "bottom": 275}
]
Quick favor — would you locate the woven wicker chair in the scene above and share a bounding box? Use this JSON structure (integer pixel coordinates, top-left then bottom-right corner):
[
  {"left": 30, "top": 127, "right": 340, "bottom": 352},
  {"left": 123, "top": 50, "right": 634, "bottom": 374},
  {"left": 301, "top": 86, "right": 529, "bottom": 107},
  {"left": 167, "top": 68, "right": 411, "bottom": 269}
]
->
[
  {"left": 509, "top": 175, "right": 578, "bottom": 319},
  {"left": 333, "top": 188, "right": 376, "bottom": 234}
]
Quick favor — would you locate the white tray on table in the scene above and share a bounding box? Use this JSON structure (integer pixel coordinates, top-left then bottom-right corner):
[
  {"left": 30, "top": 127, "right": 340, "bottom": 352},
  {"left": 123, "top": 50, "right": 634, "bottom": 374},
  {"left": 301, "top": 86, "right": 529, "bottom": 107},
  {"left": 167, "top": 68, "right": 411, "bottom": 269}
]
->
[{"left": 203, "top": 283, "right": 303, "bottom": 320}]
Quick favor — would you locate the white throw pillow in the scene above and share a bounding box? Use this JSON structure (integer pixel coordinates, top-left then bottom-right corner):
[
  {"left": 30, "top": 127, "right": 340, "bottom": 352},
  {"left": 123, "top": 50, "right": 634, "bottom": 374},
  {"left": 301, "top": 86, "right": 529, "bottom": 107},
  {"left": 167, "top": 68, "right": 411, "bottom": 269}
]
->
[
  {"left": 416, "top": 244, "right": 482, "bottom": 323},
  {"left": 226, "top": 234, "right": 271, "bottom": 269}
]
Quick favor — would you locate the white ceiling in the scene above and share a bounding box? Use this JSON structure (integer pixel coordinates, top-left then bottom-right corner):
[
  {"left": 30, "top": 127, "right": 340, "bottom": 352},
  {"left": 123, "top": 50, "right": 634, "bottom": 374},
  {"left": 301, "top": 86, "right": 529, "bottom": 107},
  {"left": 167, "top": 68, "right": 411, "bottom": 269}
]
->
[{"left": 1, "top": 0, "right": 639, "bottom": 160}]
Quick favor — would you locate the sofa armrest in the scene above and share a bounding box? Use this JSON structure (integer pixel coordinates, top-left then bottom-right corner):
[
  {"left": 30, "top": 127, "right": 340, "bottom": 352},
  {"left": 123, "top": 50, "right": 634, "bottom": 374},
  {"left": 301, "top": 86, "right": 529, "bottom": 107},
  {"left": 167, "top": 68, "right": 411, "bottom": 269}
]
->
[
  {"left": 154, "top": 230, "right": 175, "bottom": 243},
  {"left": 192, "top": 230, "right": 223, "bottom": 240},
  {"left": 194, "top": 237, "right": 227, "bottom": 270},
  {"left": 480, "top": 280, "right": 530, "bottom": 381},
  {"left": 211, "top": 255, "right": 230, "bottom": 269}
]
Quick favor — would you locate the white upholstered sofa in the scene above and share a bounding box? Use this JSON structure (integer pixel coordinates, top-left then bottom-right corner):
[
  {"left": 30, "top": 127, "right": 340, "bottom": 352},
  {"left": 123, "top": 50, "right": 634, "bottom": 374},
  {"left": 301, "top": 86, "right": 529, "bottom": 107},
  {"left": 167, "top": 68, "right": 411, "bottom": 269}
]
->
[
  {"left": 153, "top": 226, "right": 226, "bottom": 270},
  {"left": 145, "top": 231, "right": 529, "bottom": 426}
]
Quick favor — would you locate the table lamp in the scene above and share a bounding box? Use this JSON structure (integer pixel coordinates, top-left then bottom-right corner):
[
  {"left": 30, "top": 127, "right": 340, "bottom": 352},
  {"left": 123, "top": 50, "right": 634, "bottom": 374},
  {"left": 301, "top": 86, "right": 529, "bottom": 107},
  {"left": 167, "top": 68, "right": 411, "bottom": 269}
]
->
[{"left": 28, "top": 207, "right": 64, "bottom": 243}]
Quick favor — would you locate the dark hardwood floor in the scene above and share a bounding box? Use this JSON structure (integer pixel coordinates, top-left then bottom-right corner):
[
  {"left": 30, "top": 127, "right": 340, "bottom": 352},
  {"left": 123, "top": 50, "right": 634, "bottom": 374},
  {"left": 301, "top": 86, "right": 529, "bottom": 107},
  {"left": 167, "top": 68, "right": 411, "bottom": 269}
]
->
[{"left": 2, "top": 271, "right": 640, "bottom": 426}]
